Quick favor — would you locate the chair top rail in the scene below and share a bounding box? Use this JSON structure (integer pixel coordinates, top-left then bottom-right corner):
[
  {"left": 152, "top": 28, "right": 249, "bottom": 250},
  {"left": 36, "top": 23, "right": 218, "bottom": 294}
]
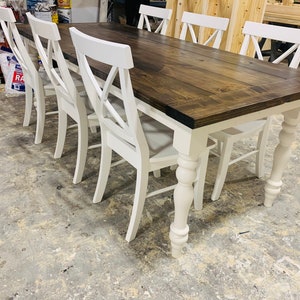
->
[
  {"left": 181, "top": 11, "right": 229, "bottom": 31},
  {"left": 139, "top": 4, "right": 172, "bottom": 20},
  {"left": 240, "top": 21, "right": 300, "bottom": 69},
  {"left": 242, "top": 21, "right": 300, "bottom": 45}
]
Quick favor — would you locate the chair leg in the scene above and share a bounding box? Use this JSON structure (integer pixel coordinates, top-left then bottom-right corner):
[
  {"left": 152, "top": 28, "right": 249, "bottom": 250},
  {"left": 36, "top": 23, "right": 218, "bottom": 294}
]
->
[
  {"left": 93, "top": 139, "right": 112, "bottom": 203},
  {"left": 34, "top": 87, "right": 46, "bottom": 145},
  {"left": 73, "top": 116, "right": 89, "bottom": 184},
  {"left": 153, "top": 165, "right": 176, "bottom": 178},
  {"left": 125, "top": 165, "right": 149, "bottom": 242},
  {"left": 170, "top": 164, "right": 177, "bottom": 171},
  {"left": 23, "top": 84, "right": 33, "bottom": 127},
  {"left": 54, "top": 109, "right": 68, "bottom": 159},
  {"left": 89, "top": 125, "right": 98, "bottom": 134},
  {"left": 256, "top": 118, "right": 271, "bottom": 178},
  {"left": 193, "top": 149, "right": 210, "bottom": 210},
  {"left": 211, "top": 139, "right": 234, "bottom": 201},
  {"left": 153, "top": 169, "right": 161, "bottom": 178}
]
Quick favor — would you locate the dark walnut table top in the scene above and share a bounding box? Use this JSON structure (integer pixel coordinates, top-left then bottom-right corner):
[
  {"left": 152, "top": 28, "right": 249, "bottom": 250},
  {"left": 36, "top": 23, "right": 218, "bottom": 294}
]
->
[{"left": 17, "top": 22, "right": 300, "bottom": 129}]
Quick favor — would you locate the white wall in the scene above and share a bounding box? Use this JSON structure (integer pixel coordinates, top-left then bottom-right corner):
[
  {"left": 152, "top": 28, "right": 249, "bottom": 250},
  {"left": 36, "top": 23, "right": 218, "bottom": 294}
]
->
[{"left": 71, "top": 0, "right": 100, "bottom": 23}]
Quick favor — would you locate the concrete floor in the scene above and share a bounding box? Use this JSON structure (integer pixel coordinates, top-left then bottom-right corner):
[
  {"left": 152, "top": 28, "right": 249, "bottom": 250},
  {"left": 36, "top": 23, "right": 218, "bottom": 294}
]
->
[{"left": 0, "top": 90, "right": 300, "bottom": 300}]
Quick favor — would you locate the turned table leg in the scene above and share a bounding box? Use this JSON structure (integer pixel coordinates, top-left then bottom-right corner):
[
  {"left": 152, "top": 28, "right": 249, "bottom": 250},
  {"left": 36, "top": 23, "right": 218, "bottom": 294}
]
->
[
  {"left": 264, "top": 110, "right": 300, "bottom": 207},
  {"left": 169, "top": 153, "right": 198, "bottom": 258}
]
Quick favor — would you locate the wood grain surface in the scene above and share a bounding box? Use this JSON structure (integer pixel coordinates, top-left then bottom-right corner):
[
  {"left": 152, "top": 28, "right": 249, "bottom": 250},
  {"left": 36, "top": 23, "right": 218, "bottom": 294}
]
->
[{"left": 18, "top": 22, "right": 300, "bottom": 129}]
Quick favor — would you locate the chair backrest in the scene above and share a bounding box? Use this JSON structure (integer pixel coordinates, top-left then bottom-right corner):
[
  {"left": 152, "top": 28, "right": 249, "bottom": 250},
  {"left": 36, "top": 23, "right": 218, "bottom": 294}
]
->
[
  {"left": 0, "top": 7, "right": 37, "bottom": 87},
  {"left": 26, "top": 12, "right": 78, "bottom": 104},
  {"left": 137, "top": 4, "right": 172, "bottom": 35},
  {"left": 179, "top": 11, "right": 229, "bottom": 49},
  {"left": 240, "top": 21, "right": 300, "bottom": 69},
  {"left": 69, "top": 27, "right": 149, "bottom": 159}
]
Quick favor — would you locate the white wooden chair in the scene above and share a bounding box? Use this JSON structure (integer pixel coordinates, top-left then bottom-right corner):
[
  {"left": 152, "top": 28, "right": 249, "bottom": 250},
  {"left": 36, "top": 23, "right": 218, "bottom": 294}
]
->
[
  {"left": 69, "top": 26, "right": 179, "bottom": 242},
  {"left": 0, "top": 7, "right": 56, "bottom": 144},
  {"left": 26, "top": 12, "right": 100, "bottom": 184},
  {"left": 179, "top": 11, "right": 229, "bottom": 49},
  {"left": 206, "top": 21, "right": 300, "bottom": 202},
  {"left": 137, "top": 4, "right": 172, "bottom": 35}
]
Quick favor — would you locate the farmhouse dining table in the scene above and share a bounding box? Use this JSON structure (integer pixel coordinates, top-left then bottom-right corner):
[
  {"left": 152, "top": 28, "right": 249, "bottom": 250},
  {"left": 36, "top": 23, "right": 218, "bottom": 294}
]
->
[{"left": 17, "top": 22, "right": 300, "bottom": 257}]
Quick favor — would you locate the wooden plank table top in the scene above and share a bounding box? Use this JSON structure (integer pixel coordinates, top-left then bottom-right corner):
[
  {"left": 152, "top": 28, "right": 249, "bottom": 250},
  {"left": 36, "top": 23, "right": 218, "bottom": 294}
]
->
[
  {"left": 17, "top": 22, "right": 300, "bottom": 257},
  {"left": 18, "top": 22, "right": 300, "bottom": 129}
]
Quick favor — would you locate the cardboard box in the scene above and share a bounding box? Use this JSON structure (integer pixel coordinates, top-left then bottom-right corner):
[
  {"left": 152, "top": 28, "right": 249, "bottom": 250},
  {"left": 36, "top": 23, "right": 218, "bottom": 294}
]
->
[{"left": 34, "top": 11, "right": 52, "bottom": 22}]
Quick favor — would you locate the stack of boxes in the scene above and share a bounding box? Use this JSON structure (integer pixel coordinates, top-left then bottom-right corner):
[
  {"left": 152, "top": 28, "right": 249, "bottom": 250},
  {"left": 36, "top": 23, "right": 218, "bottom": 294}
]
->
[
  {"left": 27, "top": 0, "right": 72, "bottom": 23},
  {"left": 57, "top": 0, "right": 71, "bottom": 23}
]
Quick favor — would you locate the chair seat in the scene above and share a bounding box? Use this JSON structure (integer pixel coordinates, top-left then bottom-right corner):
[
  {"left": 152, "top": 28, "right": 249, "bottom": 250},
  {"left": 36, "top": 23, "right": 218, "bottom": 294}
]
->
[
  {"left": 141, "top": 115, "right": 177, "bottom": 163},
  {"left": 210, "top": 119, "right": 267, "bottom": 140}
]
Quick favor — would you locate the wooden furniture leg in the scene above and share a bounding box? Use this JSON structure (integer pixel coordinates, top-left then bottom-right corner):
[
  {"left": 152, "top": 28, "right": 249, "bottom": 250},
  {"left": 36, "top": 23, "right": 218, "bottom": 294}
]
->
[
  {"left": 264, "top": 109, "right": 300, "bottom": 207},
  {"left": 169, "top": 153, "right": 199, "bottom": 258}
]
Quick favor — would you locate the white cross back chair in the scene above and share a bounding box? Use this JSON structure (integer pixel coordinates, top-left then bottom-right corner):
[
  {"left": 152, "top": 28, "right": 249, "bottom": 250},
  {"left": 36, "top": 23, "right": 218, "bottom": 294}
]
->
[
  {"left": 26, "top": 12, "right": 100, "bottom": 184},
  {"left": 204, "top": 21, "right": 300, "bottom": 203},
  {"left": 69, "top": 26, "right": 179, "bottom": 242},
  {"left": 0, "top": 7, "right": 56, "bottom": 144},
  {"left": 137, "top": 4, "right": 172, "bottom": 35},
  {"left": 179, "top": 11, "right": 229, "bottom": 49}
]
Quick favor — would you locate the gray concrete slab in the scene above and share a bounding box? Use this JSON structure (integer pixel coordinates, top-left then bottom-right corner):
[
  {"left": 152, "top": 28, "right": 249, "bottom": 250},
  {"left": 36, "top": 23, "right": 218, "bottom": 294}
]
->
[{"left": 0, "top": 91, "right": 299, "bottom": 299}]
